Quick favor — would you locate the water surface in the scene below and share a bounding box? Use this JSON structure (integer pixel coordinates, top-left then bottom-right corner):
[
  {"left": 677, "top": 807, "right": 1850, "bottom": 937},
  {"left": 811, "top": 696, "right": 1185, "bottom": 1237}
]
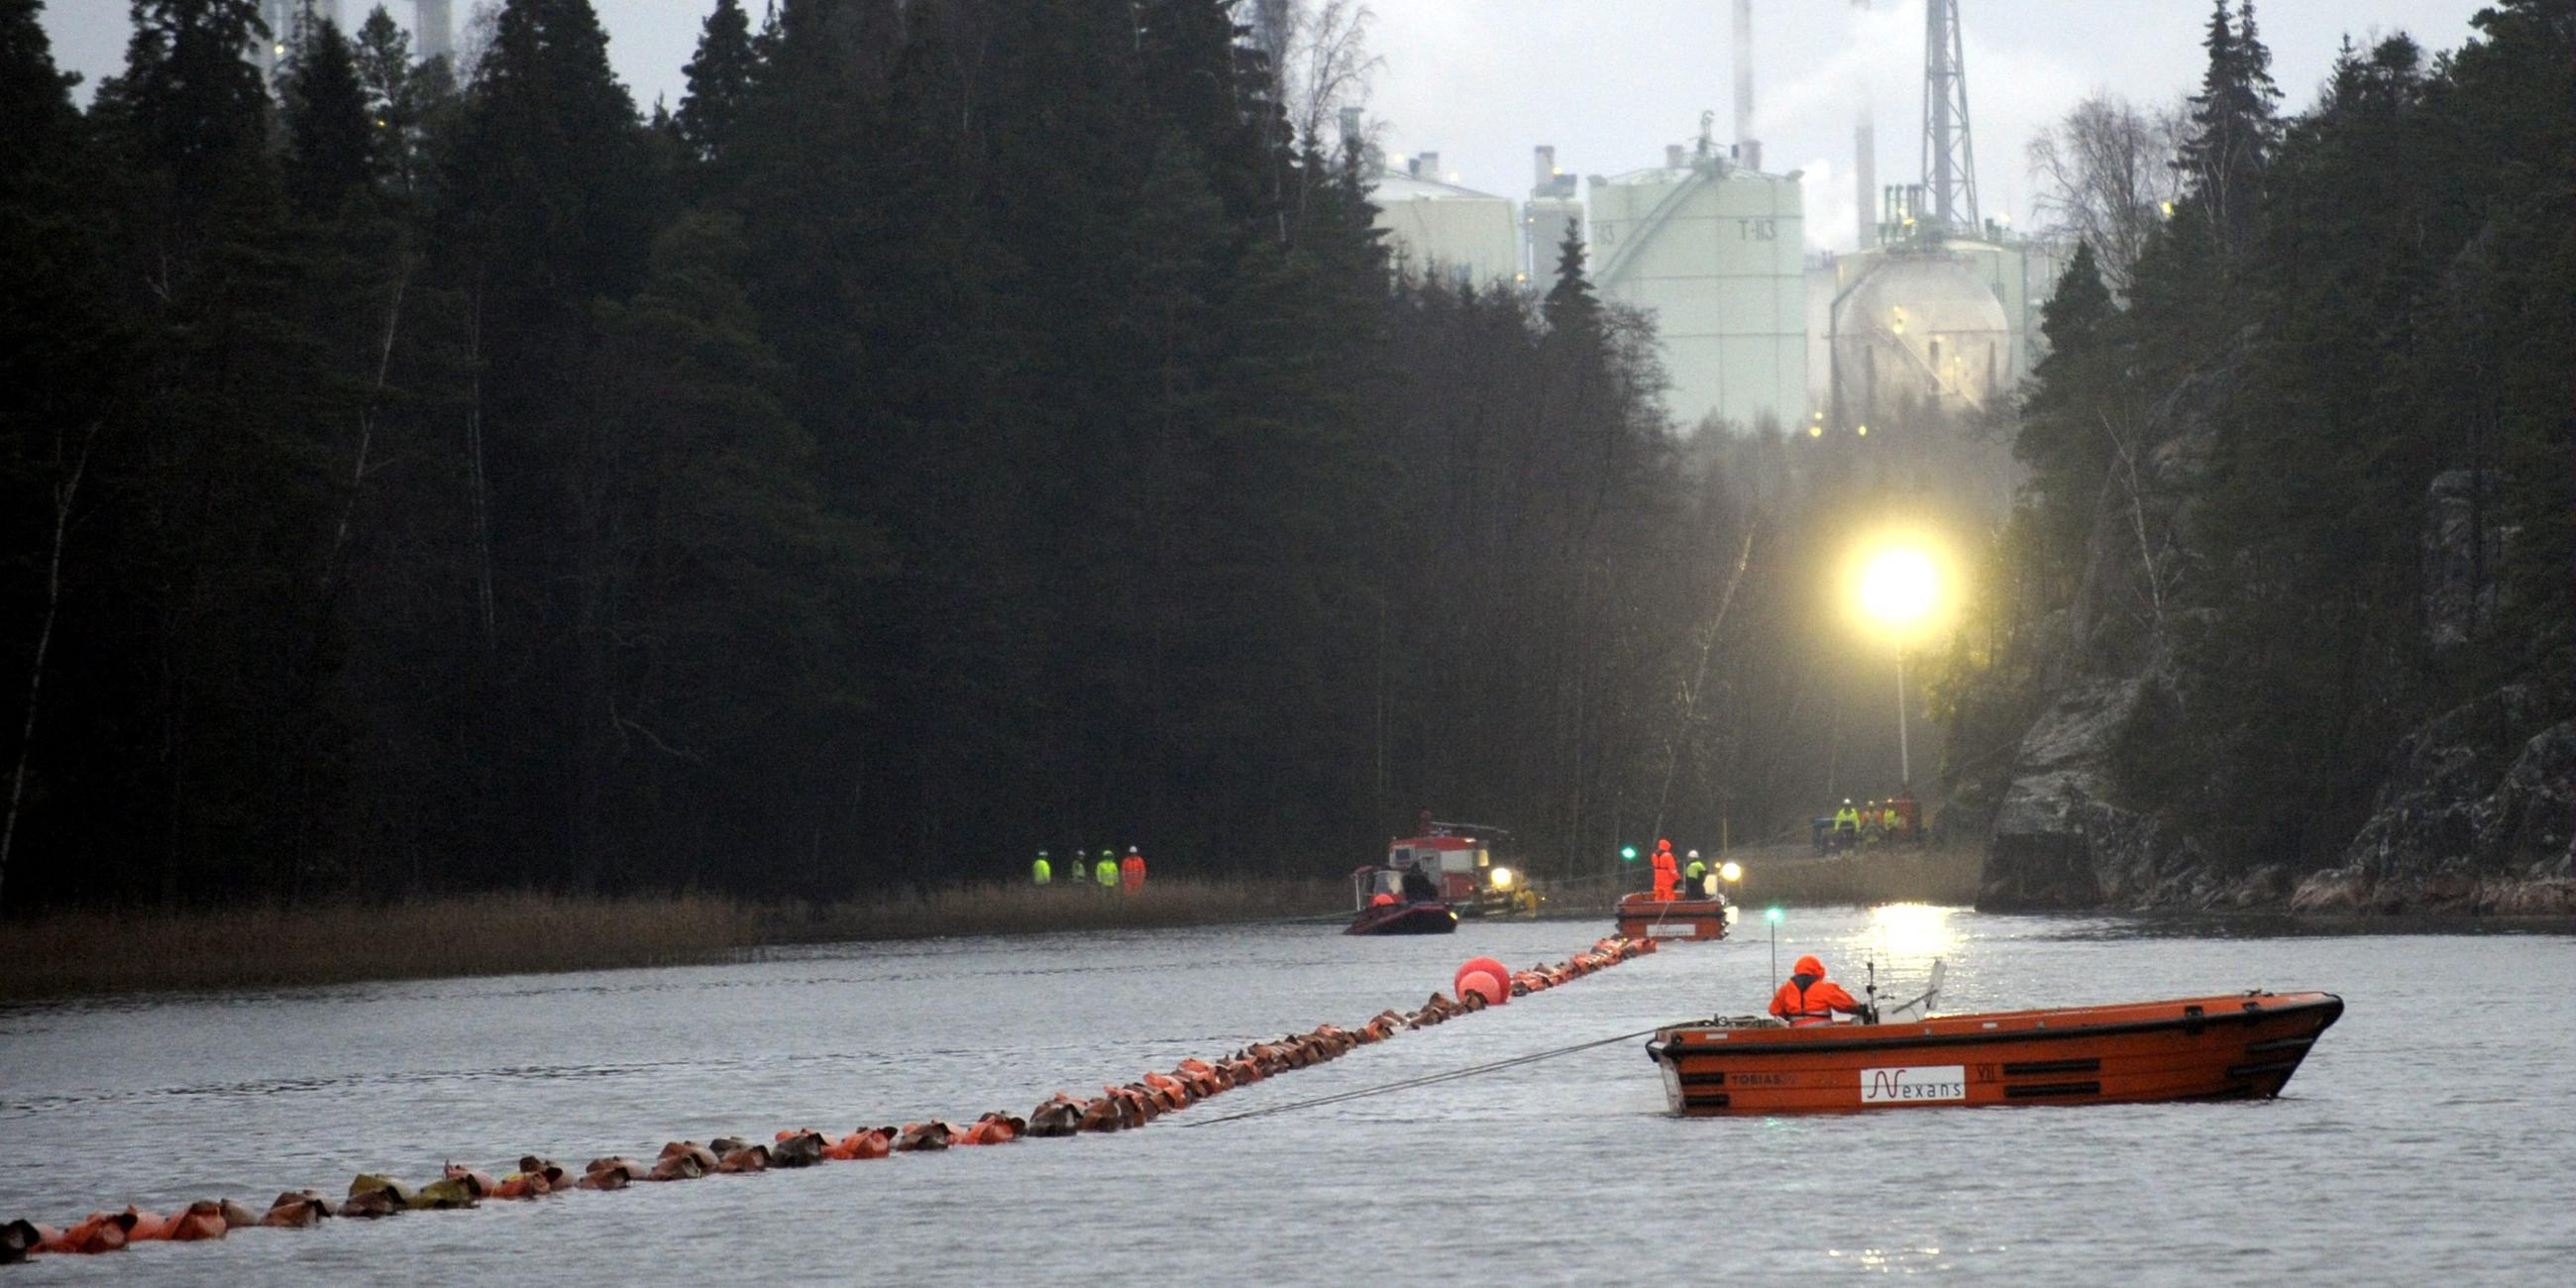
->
[{"left": 4, "top": 910, "right": 2569, "bottom": 1283}]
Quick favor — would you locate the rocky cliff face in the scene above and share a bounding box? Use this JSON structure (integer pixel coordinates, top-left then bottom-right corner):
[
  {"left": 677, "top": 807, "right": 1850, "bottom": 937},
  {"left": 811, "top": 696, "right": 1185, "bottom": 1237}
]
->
[
  {"left": 1970, "top": 403, "right": 2571, "bottom": 916},
  {"left": 2291, "top": 689, "right": 2576, "bottom": 915}
]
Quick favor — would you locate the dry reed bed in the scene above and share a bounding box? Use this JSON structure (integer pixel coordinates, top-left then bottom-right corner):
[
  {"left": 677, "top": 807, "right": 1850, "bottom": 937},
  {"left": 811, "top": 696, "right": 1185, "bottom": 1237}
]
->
[
  {"left": 1730, "top": 845, "right": 1985, "bottom": 909},
  {"left": 0, "top": 879, "right": 1342, "bottom": 1002}
]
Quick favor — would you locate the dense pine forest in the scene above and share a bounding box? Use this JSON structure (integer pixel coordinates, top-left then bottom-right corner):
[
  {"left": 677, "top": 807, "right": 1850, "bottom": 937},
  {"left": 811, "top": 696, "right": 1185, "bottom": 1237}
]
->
[
  {"left": 1939, "top": 0, "right": 2573, "bottom": 908},
  {"left": 0, "top": 0, "right": 1849, "bottom": 912},
  {"left": 3, "top": 1, "right": 2564, "bottom": 918}
]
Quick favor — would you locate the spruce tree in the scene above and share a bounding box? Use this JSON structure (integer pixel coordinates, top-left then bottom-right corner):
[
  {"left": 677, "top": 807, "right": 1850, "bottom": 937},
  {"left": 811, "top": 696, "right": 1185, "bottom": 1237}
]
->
[
  {"left": 1541, "top": 224, "right": 1601, "bottom": 338},
  {"left": 2174, "top": 0, "right": 2279, "bottom": 255},
  {"left": 677, "top": 0, "right": 755, "bottom": 165},
  {"left": 2010, "top": 242, "right": 2120, "bottom": 587},
  {"left": 281, "top": 13, "right": 373, "bottom": 216},
  {"left": 0, "top": 0, "right": 77, "bottom": 186},
  {"left": 105, "top": 0, "right": 273, "bottom": 202}
]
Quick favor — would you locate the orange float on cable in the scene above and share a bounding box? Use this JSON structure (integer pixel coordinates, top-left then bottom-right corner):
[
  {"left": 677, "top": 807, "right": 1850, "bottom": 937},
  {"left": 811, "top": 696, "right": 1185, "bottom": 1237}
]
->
[{"left": 1454, "top": 957, "right": 1511, "bottom": 1005}]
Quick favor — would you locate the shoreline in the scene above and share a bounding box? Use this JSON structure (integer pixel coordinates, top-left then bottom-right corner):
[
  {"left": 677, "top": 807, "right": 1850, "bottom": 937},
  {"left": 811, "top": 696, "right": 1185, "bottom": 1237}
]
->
[
  {"left": 0, "top": 879, "right": 1342, "bottom": 1004},
  {"left": 12, "top": 851, "right": 2554, "bottom": 1004}
]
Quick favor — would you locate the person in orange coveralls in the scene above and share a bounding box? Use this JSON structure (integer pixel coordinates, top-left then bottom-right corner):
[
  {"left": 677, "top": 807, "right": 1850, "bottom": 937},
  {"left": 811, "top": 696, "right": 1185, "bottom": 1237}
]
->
[
  {"left": 1650, "top": 838, "right": 1678, "bottom": 901},
  {"left": 1770, "top": 954, "right": 1867, "bottom": 1026}
]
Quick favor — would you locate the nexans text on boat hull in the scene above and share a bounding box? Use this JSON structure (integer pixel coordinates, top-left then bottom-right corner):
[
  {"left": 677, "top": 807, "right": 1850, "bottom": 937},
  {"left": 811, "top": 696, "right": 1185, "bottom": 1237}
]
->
[{"left": 1646, "top": 992, "right": 2343, "bottom": 1115}]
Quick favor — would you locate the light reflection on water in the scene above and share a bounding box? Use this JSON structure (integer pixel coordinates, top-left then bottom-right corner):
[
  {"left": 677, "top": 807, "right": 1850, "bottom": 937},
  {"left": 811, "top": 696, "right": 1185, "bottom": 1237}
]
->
[{"left": 2, "top": 912, "right": 2570, "bottom": 1285}]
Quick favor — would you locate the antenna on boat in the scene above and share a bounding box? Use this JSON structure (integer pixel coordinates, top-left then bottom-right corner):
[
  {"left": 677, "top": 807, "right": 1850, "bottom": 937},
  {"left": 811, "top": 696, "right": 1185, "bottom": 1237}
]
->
[
  {"left": 1764, "top": 906, "right": 1783, "bottom": 994},
  {"left": 1881, "top": 959, "right": 1945, "bottom": 1021}
]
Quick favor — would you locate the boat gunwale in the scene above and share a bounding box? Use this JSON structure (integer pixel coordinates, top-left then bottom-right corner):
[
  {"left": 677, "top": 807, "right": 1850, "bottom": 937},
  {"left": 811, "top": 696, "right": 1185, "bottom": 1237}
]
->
[{"left": 1651, "top": 992, "right": 2343, "bottom": 1059}]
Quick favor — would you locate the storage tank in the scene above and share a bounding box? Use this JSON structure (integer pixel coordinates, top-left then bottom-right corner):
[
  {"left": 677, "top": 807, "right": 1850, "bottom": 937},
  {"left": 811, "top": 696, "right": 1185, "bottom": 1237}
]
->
[
  {"left": 1587, "top": 152, "right": 1806, "bottom": 432},
  {"left": 1523, "top": 145, "right": 1584, "bottom": 284},
  {"left": 1815, "top": 228, "right": 2071, "bottom": 423},
  {"left": 1372, "top": 157, "right": 1520, "bottom": 288},
  {"left": 1827, "top": 250, "right": 2009, "bottom": 423}
]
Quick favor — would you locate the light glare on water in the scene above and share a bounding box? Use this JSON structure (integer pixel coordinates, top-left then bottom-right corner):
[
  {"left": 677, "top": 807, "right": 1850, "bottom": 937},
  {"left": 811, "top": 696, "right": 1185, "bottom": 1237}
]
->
[{"left": 2, "top": 912, "right": 2570, "bottom": 1284}]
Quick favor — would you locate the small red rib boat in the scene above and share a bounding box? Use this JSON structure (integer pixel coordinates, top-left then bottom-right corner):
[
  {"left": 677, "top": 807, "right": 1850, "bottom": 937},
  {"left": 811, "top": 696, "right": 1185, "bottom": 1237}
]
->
[{"left": 1646, "top": 991, "right": 2342, "bottom": 1115}]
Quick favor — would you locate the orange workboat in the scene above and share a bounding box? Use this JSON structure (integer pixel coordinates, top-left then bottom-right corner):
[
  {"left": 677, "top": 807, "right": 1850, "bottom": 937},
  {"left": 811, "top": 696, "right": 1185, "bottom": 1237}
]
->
[
  {"left": 1646, "top": 990, "right": 2343, "bottom": 1115},
  {"left": 1613, "top": 891, "right": 1733, "bottom": 941}
]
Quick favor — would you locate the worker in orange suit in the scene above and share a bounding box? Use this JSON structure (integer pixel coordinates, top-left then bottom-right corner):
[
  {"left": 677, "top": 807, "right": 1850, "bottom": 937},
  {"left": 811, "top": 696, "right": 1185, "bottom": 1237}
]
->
[
  {"left": 1120, "top": 846, "right": 1145, "bottom": 893},
  {"left": 1651, "top": 838, "right": 1678, "bottom": 902},
  {"left": 1770, "top": 955, "right": 1866, "bottom": 1026}
]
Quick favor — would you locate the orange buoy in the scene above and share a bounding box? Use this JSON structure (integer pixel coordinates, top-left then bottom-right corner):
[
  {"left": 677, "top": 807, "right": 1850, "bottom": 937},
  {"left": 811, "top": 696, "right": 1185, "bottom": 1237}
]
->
[
  {"left": 1457, "top": 970, "right": 1504, "bottom": 1006},
  {"left": 1455, "top": 957, "right": 1511, "bottom": 1005}
]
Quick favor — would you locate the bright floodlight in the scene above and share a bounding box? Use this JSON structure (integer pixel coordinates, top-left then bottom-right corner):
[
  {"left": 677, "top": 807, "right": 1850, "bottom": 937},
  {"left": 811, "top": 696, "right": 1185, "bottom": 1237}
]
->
[
  {"left": 1719, "top": 861, "right": 1743, "bottom": 883},
  {"left": 1859, "top": 545, "right": 1940, "bottom": 631},
  {"left": 1490, "top": 867, "right": 1515, "bottom": 890}
]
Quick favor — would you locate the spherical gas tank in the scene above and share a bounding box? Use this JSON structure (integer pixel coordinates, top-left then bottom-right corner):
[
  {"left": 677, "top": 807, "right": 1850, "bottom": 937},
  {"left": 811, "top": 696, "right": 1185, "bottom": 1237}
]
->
[{"left": 1832, "top": 255, "right": 2010, "bottom": 419}]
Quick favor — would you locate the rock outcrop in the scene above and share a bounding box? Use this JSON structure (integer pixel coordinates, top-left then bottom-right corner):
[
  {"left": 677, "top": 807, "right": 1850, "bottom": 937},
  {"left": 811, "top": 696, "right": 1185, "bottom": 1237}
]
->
[
  {"left": 2291, "top": 692, "right": 2576, "bottom": 915},
  {"left": 1971, "top": 380, "right": 2571, "bottom": 916}
]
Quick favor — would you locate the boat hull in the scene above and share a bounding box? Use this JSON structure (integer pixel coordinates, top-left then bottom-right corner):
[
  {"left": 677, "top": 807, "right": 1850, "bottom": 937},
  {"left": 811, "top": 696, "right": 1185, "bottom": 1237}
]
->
[
  {"left": 1613, "top": 893, "right": 1731, "bottom": 941},
  {"left": 1647, "top": 992, "right": 2342, "bottom": 1115},
  {"left": 1344, "top": 902, "right": 1458, "bottom": 935}
]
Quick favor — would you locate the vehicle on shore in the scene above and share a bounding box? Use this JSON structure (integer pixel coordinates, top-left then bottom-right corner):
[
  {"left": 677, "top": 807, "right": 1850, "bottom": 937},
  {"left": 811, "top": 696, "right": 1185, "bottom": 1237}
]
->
[{"left": 1344, "top": 818, "right": 1538, "bottom": 936}]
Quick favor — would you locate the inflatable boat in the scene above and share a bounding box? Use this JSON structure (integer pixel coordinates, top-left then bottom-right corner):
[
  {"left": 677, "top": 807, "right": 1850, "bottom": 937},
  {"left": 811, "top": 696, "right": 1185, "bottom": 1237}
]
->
[{"left": 1344, "top": 899, "right": 1459, "bottom": 935}]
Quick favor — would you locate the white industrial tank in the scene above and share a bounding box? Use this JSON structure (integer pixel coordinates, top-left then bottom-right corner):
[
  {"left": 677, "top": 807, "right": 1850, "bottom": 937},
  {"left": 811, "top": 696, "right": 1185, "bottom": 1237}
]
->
[
  {"left": 1588, "top": 157, "right": 1806, "bottom": 432},
  {"left": 1829, "top": 253, "right": 2009, "bottom": 423}
]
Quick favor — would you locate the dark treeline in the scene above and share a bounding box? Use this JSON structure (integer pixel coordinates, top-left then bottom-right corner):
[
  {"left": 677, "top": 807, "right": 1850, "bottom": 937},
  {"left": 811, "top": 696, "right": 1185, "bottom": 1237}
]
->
[
  {"left": 0, "top": 0, "right": 1831, "bottom": 912},
  {"left": 1937, "top": 0, "right": 2573, "bottom": 875}
]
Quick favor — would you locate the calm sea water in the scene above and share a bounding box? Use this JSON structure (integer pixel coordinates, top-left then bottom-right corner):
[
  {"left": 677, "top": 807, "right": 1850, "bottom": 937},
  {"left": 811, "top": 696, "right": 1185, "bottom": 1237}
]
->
[{"left": 3, "top": 909, "right": 2570, "bottom": 1284}]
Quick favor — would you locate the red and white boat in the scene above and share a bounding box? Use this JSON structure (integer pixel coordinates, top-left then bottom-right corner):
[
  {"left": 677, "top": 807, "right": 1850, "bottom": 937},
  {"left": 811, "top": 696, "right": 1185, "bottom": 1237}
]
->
[
  {"left": 1646, "top": 989, "right": 2344, "bottom": 1115},
  {"left": 1613, "top": 891, "right": 1734, "bottom": 941}
]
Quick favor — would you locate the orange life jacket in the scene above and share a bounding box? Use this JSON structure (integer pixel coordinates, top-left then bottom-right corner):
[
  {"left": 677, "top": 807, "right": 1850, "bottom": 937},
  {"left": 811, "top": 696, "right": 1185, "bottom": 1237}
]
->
[{"left": 1769, "top": 975, "right": 1859, "bottom": 1026}]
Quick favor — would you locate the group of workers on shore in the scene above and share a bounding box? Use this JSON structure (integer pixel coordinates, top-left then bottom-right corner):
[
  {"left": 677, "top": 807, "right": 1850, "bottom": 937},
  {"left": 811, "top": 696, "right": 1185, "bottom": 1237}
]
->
[
  {"left": 1823, "top": 793, "right": 1919, "bottom": 851},
  {"left": 1647, "top": 839, "right": 1725, "bottom": 902},
  {"left": 1028, "top": 848, "right": 1147, "bottom": 892}
]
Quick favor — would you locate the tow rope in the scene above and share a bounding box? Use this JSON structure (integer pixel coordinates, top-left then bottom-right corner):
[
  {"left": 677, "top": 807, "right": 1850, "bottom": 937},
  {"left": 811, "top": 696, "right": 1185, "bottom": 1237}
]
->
[{"left": 1180, "top": 1026, "right": 1665, "bottom": 1127}]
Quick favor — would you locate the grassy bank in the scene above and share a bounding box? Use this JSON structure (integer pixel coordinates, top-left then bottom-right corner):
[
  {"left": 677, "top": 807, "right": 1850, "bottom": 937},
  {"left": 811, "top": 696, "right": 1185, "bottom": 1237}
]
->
[
  {"left": 1540, "top": 841, "right": 1986, "bottom": 915},
  {"left": 1730, "top": 844, "right": 1986, "bottom": 909},
  {"left": 0, "top": 878, "right": 1342, "bottom": 1002}
]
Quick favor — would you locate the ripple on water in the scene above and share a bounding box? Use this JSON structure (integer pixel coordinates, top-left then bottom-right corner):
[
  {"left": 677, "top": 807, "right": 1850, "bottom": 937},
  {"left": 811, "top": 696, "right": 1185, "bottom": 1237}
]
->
[{"left": 0, "top": 914, "right": 2569, "bottom": 1286}]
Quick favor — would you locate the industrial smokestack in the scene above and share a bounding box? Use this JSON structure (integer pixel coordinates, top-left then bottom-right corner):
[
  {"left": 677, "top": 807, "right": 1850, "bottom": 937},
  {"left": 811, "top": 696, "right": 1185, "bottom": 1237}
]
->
[
  {"left": 1534, "top": 146, "right": 1556, "bottom": 191},
  {"left": 1853, "top": 0, "right": 1876, "bottom": 247},
  {"left": 416, "top": 0, "right": 454, "bottom": 63},
  {"left": 1732, "top": 0, "right": 1760, "bottom": 173}
]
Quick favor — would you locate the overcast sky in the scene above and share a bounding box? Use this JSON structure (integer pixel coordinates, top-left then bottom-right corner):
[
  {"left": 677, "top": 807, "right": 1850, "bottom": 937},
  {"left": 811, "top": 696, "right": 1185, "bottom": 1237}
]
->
[{"left": 43, "top": 1, "right": 2495, "bottom": 251}]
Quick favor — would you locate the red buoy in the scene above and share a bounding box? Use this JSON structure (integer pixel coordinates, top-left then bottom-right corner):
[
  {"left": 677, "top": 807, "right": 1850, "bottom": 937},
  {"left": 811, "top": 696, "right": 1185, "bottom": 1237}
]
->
[
  {"left": 1456, "top": 970, "right": 1504, "bottom": 1006},
  {"left": 1455, "top": 957, "right": 1511, "bottom": 1005}
]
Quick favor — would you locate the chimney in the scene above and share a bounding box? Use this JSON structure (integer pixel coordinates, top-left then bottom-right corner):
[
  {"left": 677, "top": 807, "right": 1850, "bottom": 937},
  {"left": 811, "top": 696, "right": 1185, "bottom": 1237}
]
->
[
  {"left": 1534, "top": 146, "right": 1556, "bottom": 190},
  {"left": 1852, "top": 0, "right": 1875, "bottom": 246},
  {"left": 1732, "top": 0, "right": 1761, "bottom": 175},
  {"left": 415, "top": 0, "right": 454, "bottom": 62},
  {"left": 1419, "top": 151, "right": 1442, "bottom": 180},
  {"left": 1665, "top": 144, "right": 1687, "bottom": 170}
]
